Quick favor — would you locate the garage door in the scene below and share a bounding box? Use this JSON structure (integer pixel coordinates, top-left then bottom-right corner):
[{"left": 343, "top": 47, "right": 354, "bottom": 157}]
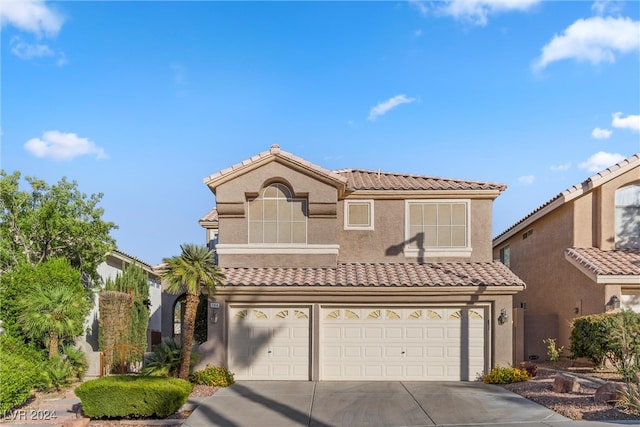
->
[
  {"left": 321, "top": 307, "right": 486, "bottom": 381},
  {"left": 229, "top": 307, "right": 310, "bottom": 380}
]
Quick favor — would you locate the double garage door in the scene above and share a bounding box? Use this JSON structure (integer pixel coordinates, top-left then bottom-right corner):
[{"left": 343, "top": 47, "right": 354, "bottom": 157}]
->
[{"left": 229, "top": 306, "right": 487, "bottom": 381}]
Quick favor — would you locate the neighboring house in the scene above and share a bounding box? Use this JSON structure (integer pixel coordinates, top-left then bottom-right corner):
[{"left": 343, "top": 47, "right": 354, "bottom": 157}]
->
[
  {"left": 194, "top": 144, "right": 524, "bottom": 381},
  {"left": 492, "top": 153, "right": 640, "bottom": 364},
  {"left": 79, "top": 249, "right": 162, "bottom": 377}
]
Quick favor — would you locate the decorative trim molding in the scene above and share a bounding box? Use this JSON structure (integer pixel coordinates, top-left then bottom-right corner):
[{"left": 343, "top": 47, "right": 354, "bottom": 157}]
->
[{"left": 216, "top": 243, "right": 340, "bottom": 255}]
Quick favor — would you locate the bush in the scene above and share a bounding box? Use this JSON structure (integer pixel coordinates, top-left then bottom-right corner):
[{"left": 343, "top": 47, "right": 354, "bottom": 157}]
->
[
  {"left": 75, "top": 375, "right": 192, "bottom": 419},
  {"left": 570, "top": 310, "right": 640, "bottom": 382},
  {"left": 0, "top": 335, "right": 43, "bottom": 413},
  {"left": 191, "top": 365, "right": 235, "bottom": 387},
  {"left": 483, "top": 365, "right": 530, "bottom": 384},
  {"left": 141, "top": 338, "right": 198, "bottom": 377},
  {"left": 569, "top": 313, "right": 611, "bottom": 367}
]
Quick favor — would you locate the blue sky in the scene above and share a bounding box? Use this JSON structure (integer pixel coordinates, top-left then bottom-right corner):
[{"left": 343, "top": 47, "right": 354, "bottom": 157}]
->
[{"left": 1, "top": 0, "right": 639, "bottom": 266}]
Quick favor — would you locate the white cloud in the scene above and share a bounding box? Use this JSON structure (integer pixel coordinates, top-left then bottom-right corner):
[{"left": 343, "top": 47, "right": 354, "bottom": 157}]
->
[
  {"left": 368, "top": 94, "right": 416, "bottom": 121},
  {"left": 409, "top": 0, "right": 429, "bottom": 16},
  {"left": 0, "top": 0, "right": 64, "bottom": 37},
  {"left": 10, "top": 37, "right": 54, "bottom": 59},
  {"left": 434, "top": 0, "right": 540, "bottom": 26},
  {"left": 578, "top": 151, "right": 625, "bottom": 172},
  {"left": 591, "top": 127, "right": 613, "bottom": 139},
  {"left": 533, "top": 16, "right": 640, "bottom": 70},
  {"left": 518, "top": 175, "right": 535, "bottom": 184},
  {"left": 592, "top": 0, "right": 623, "bottom": 16},
  {"left": 550, "top": 163, "right": 571, "bottom": 172},
  {"left": 24, "top": 131, "right": 107, "bottom": 161},
  {"left": 612, "top": 112, "right": 640, "bottom": 132}
]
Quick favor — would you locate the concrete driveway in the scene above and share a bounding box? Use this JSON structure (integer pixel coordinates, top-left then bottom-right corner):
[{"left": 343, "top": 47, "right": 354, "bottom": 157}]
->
[{"left": 183, "top": 380, "right": 573, "bottom": 427}]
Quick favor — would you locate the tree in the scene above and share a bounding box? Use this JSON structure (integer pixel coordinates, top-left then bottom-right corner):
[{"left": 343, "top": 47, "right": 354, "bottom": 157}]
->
[
  {"left": 158, "top": 244, "right": 225, "bottom": 379},
  {"left": 16, "top": 258, "right": 91, "bottom": 357},
  {"left": 101, "top": 264, "right": 150, "bottom": 371},
  {"left": 0, "top": 170, "right": 117, "bottom": 283}
]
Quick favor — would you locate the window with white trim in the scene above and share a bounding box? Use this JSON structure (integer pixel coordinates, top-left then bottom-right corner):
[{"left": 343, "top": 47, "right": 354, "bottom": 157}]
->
[
  {"left": 344, "top": 200, "right": 374, "bottom": 230},
  {"left": 405, "top": 200, "right": 470, "bottom": 252},
  {"left": 615, "top": 184, "right": 640, "bottom": 249},
  {"left": 247, "top": 183, "right": 307, "bottom": 244}
]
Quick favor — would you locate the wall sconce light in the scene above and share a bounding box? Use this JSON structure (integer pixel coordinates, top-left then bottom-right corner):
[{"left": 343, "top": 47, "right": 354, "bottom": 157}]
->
[
  {"left": 605, "top": 295, "right": 621, "bottom": 312},
  {"left": 210, "top": 302, "right": 220, "bottom": 324},
  {"left": 498, "top": 308, "right": 509, "bottom": 325}
]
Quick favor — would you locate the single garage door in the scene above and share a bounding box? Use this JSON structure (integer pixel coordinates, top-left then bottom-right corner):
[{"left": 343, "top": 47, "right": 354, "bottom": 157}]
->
[
  {"left": 321, "top": 307, "right": 486, "bottom": 381},
  {"left": 229, "top": 306, "right": 310, "bottom": 380}
]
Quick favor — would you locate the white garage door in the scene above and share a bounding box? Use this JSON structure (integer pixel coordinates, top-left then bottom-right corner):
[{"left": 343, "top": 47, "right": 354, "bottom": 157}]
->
[
  {"left": 321, "top": 307, "right": 486, "bottom": 381},
  {"left": 229, "top": 307, "right": 310, "bottom": 380}
]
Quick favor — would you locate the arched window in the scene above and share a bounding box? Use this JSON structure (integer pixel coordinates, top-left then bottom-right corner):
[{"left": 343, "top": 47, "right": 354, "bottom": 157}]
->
[
  {"left": 247, "top": 183, "right": 307, "bottom": 244},
  {"left": 615, "top": 184, "right": 640, "bottom": 249}
]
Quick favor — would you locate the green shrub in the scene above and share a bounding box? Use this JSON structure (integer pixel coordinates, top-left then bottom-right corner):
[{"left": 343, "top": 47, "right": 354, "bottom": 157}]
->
[
  {"left": 483, "top": 365, "right": 530, "bottom": 384},
  {"left": 0, "top": 335, "right": 43, "bottom": 413},
  {"left": 140, "top": 338, "right": 198, "bottom": 377},
  {"left": 75, "top": 375, "right": 192, "bottom": 419},
  {"left": 570, "top": 310, "right": 640, "bottom": 382},
  {"left": 569, "top": 313, "right": 611, "bottom": 367},
  {"left": 191, "top": 365, "right": 235, "bottom": 387},
  {"left": 37, "top": 355, "right": 75, "bottom": 392}
]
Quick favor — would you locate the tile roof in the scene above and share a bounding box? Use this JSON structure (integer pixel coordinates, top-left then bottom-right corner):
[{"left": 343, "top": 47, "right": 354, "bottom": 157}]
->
[
  {"left": 219, "top": 262, "right": 524, "bottom": 288},
  {"left": 495, "top": 153, "right": 640, "bottom": 242},
  {"left": 335, "top": 169, "right": 506, "bottom": 192},
  {"left": 203, "top": 144, "right": 347, "bottom": 187},
  {"left": 199, "top": 208, "right": 218, "bottom": 223},
  {"left": 565, "top": 248, "right": 640, "bottom": 276}
]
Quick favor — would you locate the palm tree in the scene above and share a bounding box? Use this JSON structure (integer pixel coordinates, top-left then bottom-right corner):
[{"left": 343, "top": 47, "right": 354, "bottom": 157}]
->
[
  {"left": 159, "top": 243, "right": 225, "bottom": 379},
  {"left": 19, "top": 284, "right": 91, "bottom": 358}
]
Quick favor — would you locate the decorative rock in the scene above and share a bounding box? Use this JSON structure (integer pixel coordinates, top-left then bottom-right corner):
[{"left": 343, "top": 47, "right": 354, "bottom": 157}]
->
[
  {"left": 552, "top": 372, "right": 580, "bottom": 393},
  {"left": 594, "top": 382, "right": 625, "bottom": 405},
  {"left": 519, "top": 361, "right": 538, "bottom": 378}
]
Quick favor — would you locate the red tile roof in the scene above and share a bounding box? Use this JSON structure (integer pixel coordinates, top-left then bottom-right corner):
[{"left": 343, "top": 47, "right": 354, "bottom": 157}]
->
[
  {"left": 199, "top": 208, "right": 218, "bottom": 223},
  {"left": 336, "top": 169, "right": 506, "bottom": 192},
  {"left": 219, "top": 262, "right": 524, "bottom": 287},
  {"left": 565, "top": 248, "right": 640, "bottom": 276}
]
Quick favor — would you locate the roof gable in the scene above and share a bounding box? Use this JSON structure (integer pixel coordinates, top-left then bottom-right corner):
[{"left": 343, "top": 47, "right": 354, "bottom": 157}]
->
[
  {"left": 203, "top": 144, "right": 348, "bottom": 193},
  {"left": 494, "top": 152, "right": 640, "bottom": 245}
]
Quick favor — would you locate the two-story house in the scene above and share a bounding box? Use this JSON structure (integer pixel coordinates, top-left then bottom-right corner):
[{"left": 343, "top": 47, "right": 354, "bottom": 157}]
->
[
  {"left": 195, "top": 145, "right": 524, "bottom": 381},
  {"left": 493, "top": 153, "right": 640, "bottom": 364}
]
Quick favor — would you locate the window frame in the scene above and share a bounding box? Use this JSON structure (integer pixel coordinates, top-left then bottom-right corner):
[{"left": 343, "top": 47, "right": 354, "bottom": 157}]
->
[
  {"left": 615, "top": 184, "right": 640, "bottom": 249},
  {"left": 247, "top": 183, "right": 308, "bottom": 244},
  {"left": 404, "top": 199, "right": 472, "bottom": 258},
  {"left": 344, "top": 199, "right": 375, "bottom": 231}
]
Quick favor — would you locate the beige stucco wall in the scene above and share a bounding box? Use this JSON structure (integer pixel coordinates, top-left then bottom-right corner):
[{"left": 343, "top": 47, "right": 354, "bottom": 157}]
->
[{"left": 493, "top": 165, "right": 639, "bottom": 362}]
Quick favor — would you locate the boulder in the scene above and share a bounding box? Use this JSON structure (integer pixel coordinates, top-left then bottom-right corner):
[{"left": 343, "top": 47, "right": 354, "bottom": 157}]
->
[
  {"left": 594, "top": 382, "right": 625, "bottom": 405},
  {"left": 552, "top": 372, "right": 580, "bottom": 393},
  {"left": 519, "top": 361, "right": 538, "bottom": 378}
]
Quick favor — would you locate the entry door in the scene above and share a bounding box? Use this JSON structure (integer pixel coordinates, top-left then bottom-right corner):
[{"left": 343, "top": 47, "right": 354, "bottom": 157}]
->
[
  {"left": 229, "top": 307, "right": 310, "bottom": 380},
  {"left": 321, "top": 307, "right": 486, "bottom": 381}
]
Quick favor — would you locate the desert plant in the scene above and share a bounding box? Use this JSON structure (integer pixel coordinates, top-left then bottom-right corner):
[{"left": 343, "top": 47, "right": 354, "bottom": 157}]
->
[
  {"left": 61, "top": 344, "right": 88, "bottom": 381},
  {"left": 191, "top": 365, "right": 235, "bottom": 387},
  {"left": 618, "top": 383, "right": 640, "bottom": 416},
  {"left": 482, "top": 365, "right": 530, "bottom": 384},
  {"left": 607, "top": 310, "right": 640, "bottom": 384},
  {"left": 543, "top": 338, "right": 565, "bottom": 365},
  {"left": 75, "top": 375, "right": 192, "bottom": 419},
  {"left": 570, "top": 313, "right": 612, "bottom": 368},
  {"left": 158, "top": 244, "right": 225, "bottom": 379},
  {"left": 37, "top": 355, "right": 75, "bottom": 392},
  {"left": 141, "top": 338, "right": 199, "bottom": 377}
]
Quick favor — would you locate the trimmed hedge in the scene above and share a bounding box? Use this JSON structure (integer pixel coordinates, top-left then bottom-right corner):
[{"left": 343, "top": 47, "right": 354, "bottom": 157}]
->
[
  {"left": 569, "top": 313, "right": 611, "bottom": 367},
  {"left": 75, "top": 375, "right": 192, "bottom": 419}
]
